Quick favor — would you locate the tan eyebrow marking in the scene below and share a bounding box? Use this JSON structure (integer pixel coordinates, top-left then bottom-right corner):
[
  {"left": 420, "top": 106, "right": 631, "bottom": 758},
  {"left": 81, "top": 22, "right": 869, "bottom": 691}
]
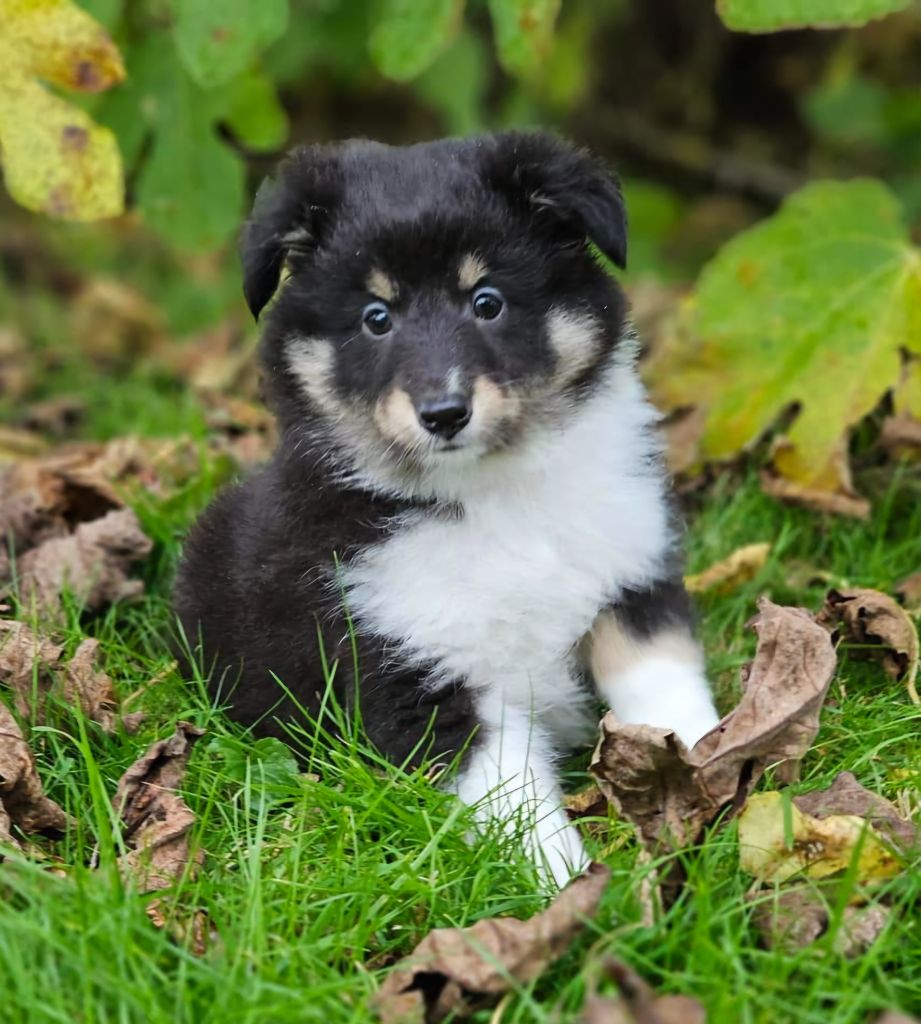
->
[
  {"left": 366, "top": 269, "right": 398, "bottom": 302},
  {"left": 458, "top": 253, "right": 489, "bottom": 291}
]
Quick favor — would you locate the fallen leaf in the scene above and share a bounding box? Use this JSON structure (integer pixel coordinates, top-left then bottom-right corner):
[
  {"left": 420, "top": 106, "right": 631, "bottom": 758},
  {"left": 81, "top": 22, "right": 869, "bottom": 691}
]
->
[
  {"left": 19, "top": 395, "right": 86, "bottom": 437},
  {"left": 11, "top": 507, "right": 152, "bottom": 622},
  {"left": 793, "top": 771, "right": 918, "bottom": 852},
  {"left": 591, "top": 600, "right": 836, "bottom": 857},
  {"left": 146, "top": 897, "right": 218, "bottom": 956},
  {"left": 818, "top": 588, "right": 920, "bottom": 705},
  {"left": 1, "top": 619, "right": 147, "bottom": 733},
  {"left": 748, "top": 884, "right": 891, "bottom": 955},
  {"left": 684, "top": 542, "right": 770, "bottom": 595},
  {"left": 738, "top": 791, "right": 902, "bottom": 884},
  {"left": 876, "top": 1014, "right": 921, "bottom": 1024},
  {"left": 70, "top": 279, "right": 165, "bottom": 367},
  {"left": 578, "top": 959, "right": 706, "bottom": 1024},
  {"left": 0, "top": 699, "right": 70, "bottom": 847},
  {"left": 199, "top": 391, "right": 276, "bottom": 467},
  {"left": 896, "top": 571, "right": 921, "bottom": 614},
  {"left": 371, "top": 861, "right": 610, "bottom": 1024},
  {"left": 0, "top": 327, "right": 31, "bottom": 403},
  {"left": 115, "top": 722, "right": 205, "bottom": 892},
  {"left": 759, "top": 469, "right": 871, "bottom": 520},
  {"left": 880, "top": 414, "right": 921, "bottom": 458}
]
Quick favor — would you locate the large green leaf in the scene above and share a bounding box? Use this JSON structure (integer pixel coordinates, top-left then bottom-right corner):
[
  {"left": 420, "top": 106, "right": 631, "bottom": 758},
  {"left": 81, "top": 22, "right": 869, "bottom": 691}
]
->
[
  {"left": 172, "top": 0, "right": 289, "bottom": 87},
  {"left": 488, "top": 0, "right": 561, "bottom": 77},
  {"left": 717, "top": 0, "right": 912, "bottom": 31},
  {"left": 369, "top": 0, "right": 464, "bottom": 82},
  {"left": 645, "top": 180, "right": 921, "bottom": 491}
]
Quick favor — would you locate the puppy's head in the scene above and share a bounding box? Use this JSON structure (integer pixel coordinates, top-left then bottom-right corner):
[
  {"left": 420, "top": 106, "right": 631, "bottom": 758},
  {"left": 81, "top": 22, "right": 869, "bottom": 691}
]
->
[{"left": 244, "top": 132, "right": 628, "bottom": 488}]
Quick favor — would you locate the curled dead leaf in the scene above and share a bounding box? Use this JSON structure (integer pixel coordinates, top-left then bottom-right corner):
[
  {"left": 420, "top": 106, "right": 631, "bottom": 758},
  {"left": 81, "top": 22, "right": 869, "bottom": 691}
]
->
[
  {"left": 115, "top": 722, "right": 204, "bottom": 892},
  {"left": 1, "top": 620, "right": 147, "bottom": 733},
  {"left": 818, "top": 588, "right": 920, "bottom": 705},
  {"left": 0, "top": 700, "right": 70, "bottom": 847},
  {"left": 578, "top": 959, "right": 706, "bottom": 1024},
  {"left": 759, "top": 470, "right": 870, "bottom": 520},
  {"left": 12, "top": 507, "right": 152, "bottom": 622},
  {"left": 371, "top": 862, "right": 610, "bottom": 1024},
  {"left": 684, "top": 542, "right": 770, "bottom": 595},
  {"left": 590, "top": 600, "right": 837, "bottom": 856},
  {"left": 896, "top": 571, "right": 921, "bottom": 615}
]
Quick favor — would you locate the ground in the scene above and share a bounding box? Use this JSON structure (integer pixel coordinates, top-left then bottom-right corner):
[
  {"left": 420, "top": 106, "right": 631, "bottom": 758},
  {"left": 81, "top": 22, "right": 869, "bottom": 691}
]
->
[{"left": 1, "top": 366, "right": 920, "bottom": 1024}]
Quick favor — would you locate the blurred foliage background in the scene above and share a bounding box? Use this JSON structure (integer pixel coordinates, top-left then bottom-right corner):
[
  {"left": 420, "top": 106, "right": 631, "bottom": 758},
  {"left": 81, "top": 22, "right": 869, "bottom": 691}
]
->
[{"left": 2, "top": 0, "right": 920, "bottom": 510}]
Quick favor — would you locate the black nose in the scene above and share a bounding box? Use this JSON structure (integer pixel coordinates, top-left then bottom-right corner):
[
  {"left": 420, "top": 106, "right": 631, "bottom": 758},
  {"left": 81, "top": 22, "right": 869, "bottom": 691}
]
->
[{"left": 418, "top": 394, "right": 472, "bottom": 439}]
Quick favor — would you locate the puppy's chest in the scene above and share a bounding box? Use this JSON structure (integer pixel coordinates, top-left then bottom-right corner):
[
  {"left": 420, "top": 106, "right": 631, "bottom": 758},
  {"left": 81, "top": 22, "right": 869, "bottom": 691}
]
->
[{"left": 342, "top": 447, "right": 668, "bottom": 696}]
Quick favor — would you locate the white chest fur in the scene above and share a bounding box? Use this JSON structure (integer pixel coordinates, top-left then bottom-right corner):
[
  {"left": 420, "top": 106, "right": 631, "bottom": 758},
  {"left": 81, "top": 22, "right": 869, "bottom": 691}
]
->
[{"left": 341, "top": 361, "right": 670, "bottom": 736}]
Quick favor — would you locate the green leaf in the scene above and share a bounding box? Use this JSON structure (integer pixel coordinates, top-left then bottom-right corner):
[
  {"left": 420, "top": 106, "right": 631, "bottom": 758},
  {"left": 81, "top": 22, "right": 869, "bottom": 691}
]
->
[
  {"left": 802, "top": 74, "right": 889, "bottom": 149},
  {"left": 645, "top": 180, "right": 921, "bottom": 491},
  {"left": 717, "top": 0, "right": 912, "bottom": 32},
  {"left": 136, "top": 65, "right": 245, "bottom": 251},
  {"left": 488, "top": 0, "right": 561, "bottom": 77},
  {"left": 369, "top": 0, "right": 463, "bottom": 82},
  {"left": 172, "top": 0, "right": 289, "bottom": 87},
  {"left": 205, "top": 735, "right": 301, "bottom": 814},
  {"left": 415, "top": 28, "right": 488, "bottom": 135},
  {"left": 218, "top": 68, "right": 289, "bottom": 151}
]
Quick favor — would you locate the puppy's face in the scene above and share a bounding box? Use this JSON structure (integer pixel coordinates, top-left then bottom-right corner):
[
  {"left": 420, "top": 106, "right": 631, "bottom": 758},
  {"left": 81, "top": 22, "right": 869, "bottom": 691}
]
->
[{"left": 244, "top": 133, "right": 628, "bottom": 487}]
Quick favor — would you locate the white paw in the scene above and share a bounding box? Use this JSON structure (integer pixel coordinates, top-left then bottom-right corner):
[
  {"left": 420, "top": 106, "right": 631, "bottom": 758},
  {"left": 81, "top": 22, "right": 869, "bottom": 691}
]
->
[{"left": 528, "top": 810, "right": 590, "bottom": 891}]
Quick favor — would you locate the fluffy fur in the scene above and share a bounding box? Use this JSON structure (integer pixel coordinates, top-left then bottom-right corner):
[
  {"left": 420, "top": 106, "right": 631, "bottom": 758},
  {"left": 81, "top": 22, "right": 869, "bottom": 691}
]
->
[{"left": 174, "top": 132, "right": 719, "bottom": 888}]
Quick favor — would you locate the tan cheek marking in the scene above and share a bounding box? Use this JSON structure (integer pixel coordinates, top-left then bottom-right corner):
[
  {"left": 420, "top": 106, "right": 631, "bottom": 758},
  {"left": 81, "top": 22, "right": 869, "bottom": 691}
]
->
[
  {"left": 285, "top": 338, "right": 342, "bottom": 415},
  {"left": 366, "top": 269, "right": 397, "bottom": 302},
  {"left": 472, "top": 376, "right": 521, "bottom": 431},
  {"left": 588, "top": 613, "right": 701, "bottom": 682},
  {"left": 458, "top": 253, "right": 489, "bottom": 291},
  {"left": 374, "top": 387, "right": 421, "bottom": 444},
  {"left": 547, "top": 308, "right": 601, "bottom": 383}
]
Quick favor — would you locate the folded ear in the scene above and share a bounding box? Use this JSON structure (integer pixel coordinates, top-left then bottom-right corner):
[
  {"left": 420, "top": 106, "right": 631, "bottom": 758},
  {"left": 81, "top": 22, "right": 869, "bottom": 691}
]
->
[
  {"left": 482, "top": 131, "right": 627, "bottom": 269},
  {"left": 240, "top": 146, "right": 343, "bottom": 318}
]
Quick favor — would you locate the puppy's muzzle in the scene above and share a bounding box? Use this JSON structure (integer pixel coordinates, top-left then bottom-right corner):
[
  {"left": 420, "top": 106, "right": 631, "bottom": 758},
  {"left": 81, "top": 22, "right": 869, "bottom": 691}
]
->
[{"left": 417, "top": 393, "right": 472, "bottom": 440}]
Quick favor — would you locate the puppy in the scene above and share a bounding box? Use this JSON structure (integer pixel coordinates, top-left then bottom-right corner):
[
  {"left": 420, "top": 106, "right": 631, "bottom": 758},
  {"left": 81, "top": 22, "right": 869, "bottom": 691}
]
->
[{"left": 174, "top": 132, "right": 719, "bottom": 888}]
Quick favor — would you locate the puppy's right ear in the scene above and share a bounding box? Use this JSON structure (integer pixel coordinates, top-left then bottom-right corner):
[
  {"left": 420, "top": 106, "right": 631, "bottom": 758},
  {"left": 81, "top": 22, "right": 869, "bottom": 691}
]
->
[{"left": 240, "top": 146, "right": 342, "bottom": 319}]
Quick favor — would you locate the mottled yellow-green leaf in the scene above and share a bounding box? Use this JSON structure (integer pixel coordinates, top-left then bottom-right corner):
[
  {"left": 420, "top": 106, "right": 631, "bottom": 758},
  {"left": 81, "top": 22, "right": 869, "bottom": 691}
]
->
[
  {"left": 488, "top": 0, "right": 560, "bottom": 77},
  {"left": 0, "top": 0, "right": 125, "bottom": 219},
  {"left": 717, "top": 0, "right": 912, "bottom": 32},
  {"left": 739, "top": 791, "right": 902, "bottom": 884},
  {"left": 646, "top": 180, "right": 921, "bottom": 490}
]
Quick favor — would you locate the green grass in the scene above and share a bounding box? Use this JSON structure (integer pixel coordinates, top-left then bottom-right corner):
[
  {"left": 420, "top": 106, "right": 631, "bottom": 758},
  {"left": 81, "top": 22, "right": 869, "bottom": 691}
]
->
[{"left": 2, "top": 373, "right": 920, "bottom": 1024}]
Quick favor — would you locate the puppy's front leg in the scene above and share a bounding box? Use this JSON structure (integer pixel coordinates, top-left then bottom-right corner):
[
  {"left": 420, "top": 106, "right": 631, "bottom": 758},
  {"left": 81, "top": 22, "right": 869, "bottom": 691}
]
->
[
  {"left": 454, "top": 696, "right": 588, "bottom": 889},
  {"left": 587, "top": 580, "right": 719, "bottom": 748}
]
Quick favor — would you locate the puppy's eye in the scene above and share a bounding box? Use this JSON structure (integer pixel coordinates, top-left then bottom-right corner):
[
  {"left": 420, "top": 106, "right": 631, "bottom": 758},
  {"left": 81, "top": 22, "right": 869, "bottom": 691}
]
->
[
  {"left": 363, "top": 302, "right": 392, "bottom": 337},
  {"left": 472, "top": 287, "right": 504, "bottom": 321}
]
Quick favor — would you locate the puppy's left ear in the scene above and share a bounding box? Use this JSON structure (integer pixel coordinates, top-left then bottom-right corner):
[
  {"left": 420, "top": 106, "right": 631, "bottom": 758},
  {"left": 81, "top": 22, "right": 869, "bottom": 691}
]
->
[
  {"left": 240, "top": 145, "right": 343, "bottom": 318},
  {"left": 483, "top": 131, "right": 627, "bottom": 269}
]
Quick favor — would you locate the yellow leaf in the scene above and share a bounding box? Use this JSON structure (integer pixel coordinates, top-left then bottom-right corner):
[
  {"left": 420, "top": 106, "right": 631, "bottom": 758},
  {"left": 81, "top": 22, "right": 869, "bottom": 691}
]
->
[
  {"left": 685, "top": 541, "right": 770, "bottom": 595},
  {"left": 0, "top": 0, "right": 125, "bottom": 219},
  {"left": 739, "top": 791, "right": 902, "bottom": 884}
]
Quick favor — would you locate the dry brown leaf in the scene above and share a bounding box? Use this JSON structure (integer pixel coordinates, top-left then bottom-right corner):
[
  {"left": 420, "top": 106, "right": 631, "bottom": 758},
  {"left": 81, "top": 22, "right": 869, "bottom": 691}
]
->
[
  {"left": 0, "top": 700, "right": 70, "bottom": 847},
  {"left": 0, "top": 327, "right": 31, "bottom": 404},
  {"left": 1, "top": 620, "right": 147, "bottom": 733},
  {"left": 0, "top": 426, "right": 48, "bottom": 463},
  {"left": 738, "top": 792, "right": 902, "bottom": 884},
  {"left": 591, "top": 600, "right": 837, "bottom": 856},
  {"left": 146, "top": 897, "right": 218, "bottom": 956},
  {"left": 20, "top": 396, "right": 87, "bottom": 438},
  {"left": 759, "top": 470, "right": 870, "bottom": 520},
  {"left": 818, "top": 588, "right": 920, "bottom": 705},
  {"left": 71, "top": 279, "right": 165, "bottom": 367},
  {"left": 371, "top": 862, "right": 610, "bottom": 1024},
  {"left": 160, "top": 319, "right": 260, "bottom": 397},
  {"left": 115, "top": 722, "right": 204, "bottom": 892},
  {"left": 896, "top": 571, "right": 921, "bottom": 614},
  {"left": 880, "top": 414, "right": 921, "bottom": 458},
  {"left": 12, "top": 507, "right": 152, "bottom": 622},
  {"left": 578, "top": 959, "right": 706, "bottom": 1024},
  {"left": 748, "top": 885, "right": 890, "bottom": 955},
  {"left": 0, "top": 619, "right": 62, "bottom": 718},
  {"left": 684, "top": 542, "right": 770, "bottom": 596},
  {"left": 199, "top": 391, "right": 276, "bottom": 468},
  {"left": 876, "top": 1014, "right": 921, "bottom": 1024}
]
